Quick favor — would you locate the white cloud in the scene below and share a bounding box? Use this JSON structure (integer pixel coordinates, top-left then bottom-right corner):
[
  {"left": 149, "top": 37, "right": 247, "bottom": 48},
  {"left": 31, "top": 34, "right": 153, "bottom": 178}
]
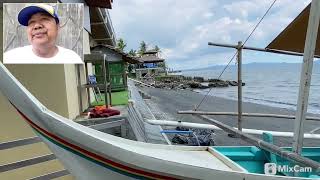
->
[
  {"left": 109, "top": 0, "right": 312, "bottom": 69},
  {"left": 203, "top": 12, "right": 214, "bottom": 18}
]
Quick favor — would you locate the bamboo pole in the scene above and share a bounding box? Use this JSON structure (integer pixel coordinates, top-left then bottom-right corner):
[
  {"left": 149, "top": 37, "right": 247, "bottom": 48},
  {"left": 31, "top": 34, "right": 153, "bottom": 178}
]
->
[
  {"left": 146, "top": 118, "right": 320, "bottom": 174},
  {"left": 208, "top": 42, "right": 320, "bottom": 58},
  {"left": 146, "top": 120, "right": 320, "bottom": 139},
  {"left": 103, "top": 55, "right": 109, "bottom": 106},
  {"left": 237, "top": 41, "right": 243, "bottom": 131},
  {"left": 293, "top": 0, "right": 320, "bottom": 155},
  {"left": 107, "top": 61, "right": 112, "bottom": 106},
  {"left": 76, "top": 64, "right": 83, "bottom": 113},
  {"left": 178, "top": 110, "right": 320, "bottom": 121},
  {"left": 197, "top": 115, "right": 320, "bottom": 174}
]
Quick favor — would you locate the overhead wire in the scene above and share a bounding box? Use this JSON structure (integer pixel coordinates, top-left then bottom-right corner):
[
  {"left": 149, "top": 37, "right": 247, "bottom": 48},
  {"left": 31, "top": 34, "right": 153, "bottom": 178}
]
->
[{"left": 194, "top": 0, "right": 278, "bottom": 111}]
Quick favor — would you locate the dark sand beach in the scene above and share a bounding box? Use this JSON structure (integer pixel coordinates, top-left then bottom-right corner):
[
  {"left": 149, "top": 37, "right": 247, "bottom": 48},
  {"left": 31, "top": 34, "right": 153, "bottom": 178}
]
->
[{"left": 139, "top": 86, "right": 320, "bottom": 147}]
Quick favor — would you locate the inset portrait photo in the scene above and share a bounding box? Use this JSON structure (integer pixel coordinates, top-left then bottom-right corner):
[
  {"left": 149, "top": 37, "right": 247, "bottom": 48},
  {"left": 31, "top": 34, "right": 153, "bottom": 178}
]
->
[{"left": 3, "top": 3, "right": 84, "bottom": 64}]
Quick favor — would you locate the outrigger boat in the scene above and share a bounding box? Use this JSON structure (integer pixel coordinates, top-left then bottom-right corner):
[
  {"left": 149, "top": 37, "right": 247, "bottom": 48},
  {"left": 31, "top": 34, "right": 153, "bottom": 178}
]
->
[
  {"left": 2, "top": 62, "right": 320, "bottom": 180},
  {"left": 1, "top": 1, "right": 320, "bottom": 180}
]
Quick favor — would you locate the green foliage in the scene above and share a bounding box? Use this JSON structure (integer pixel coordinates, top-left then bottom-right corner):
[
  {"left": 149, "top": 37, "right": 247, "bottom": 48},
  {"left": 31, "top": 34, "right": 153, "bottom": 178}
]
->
[
  {"left": 128, "top": 49, "right": 136, "bottom": 57},
  {"left": 158, "top": 62, "right": 167, "bottom": 69},
  {"left": 154, "top": 45, "right": 160, "bottom": 52},
  {"left": 138, "top": 41, "right": 147, "bottom": 56},
  {"left": 128, "top": 64, "right": 134, "bottom": 73},
  {"left": 116, "top": 38, "right": 127, "bottom": 52}
]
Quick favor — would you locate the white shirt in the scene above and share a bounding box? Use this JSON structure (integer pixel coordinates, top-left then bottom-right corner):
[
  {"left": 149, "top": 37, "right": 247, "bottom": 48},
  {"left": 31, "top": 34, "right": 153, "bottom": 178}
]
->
[{"left": 4, "top": 45, "right": 83, "bottom": 64}]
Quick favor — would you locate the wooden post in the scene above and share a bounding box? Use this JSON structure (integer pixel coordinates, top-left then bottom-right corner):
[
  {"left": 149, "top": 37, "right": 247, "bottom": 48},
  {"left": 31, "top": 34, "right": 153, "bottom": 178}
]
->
[
  {"left": 237, "top": 41, "right": 243, "bottom": 131},
  {"left": 121, "top": 123, "right": 127, "bottom": 137},
  {"left": 84, "top": 63, "right": 90, "bottom": 104},
  {"left": 124, "top": 62, "right": 128, "bottom": 88},
  {"left": 76, "top": 64, "right": 83, "bottom": 113},
  {"left": 293, "top": 0, "right": 320, "bottom": 155},
  {"left": 102, "top": 55, "right": 109, "bottom": 106},
  {"left": 107, "top": 61, "right": 112, "bottom": 106}
]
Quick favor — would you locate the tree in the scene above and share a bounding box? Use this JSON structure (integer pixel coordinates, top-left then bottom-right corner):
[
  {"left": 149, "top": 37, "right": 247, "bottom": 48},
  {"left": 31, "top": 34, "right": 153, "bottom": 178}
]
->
[
  {"left": 128, "top": 49, "right": 136, "bottom": 57},
  {"left": 138, "top": 41, "right": 147, "bottom": 56},
  {"left": 154, "top": 45, "right": 161, "bottom": 57},
  {"left": 154, "top": 45, "right": 160, "bottom": 52},
  {"left": 128, "top": 64, "right": 134, "bottom": 73},
  {"left": 158, "top": 61, "right": 166, "bottom": 69},
  {"left": 116, "top": 38, "right": 126, "bottom": 52}
]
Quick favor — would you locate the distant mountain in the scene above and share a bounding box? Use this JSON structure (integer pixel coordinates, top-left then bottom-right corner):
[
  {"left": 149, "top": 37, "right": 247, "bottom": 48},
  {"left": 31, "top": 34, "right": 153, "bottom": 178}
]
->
[
  {"left": 179, "top": 61, "right": 320, "bottom": 72},
  {"left": 180, "top": 62, "right": 295, "bottom": 72},
  {"left": 180, "top": 64, "right": 228, "bottom": 72}
]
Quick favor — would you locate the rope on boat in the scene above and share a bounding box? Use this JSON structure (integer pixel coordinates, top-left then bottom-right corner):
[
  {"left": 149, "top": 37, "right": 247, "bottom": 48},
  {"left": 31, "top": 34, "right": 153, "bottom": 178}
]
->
[{"left": 194, "top": 0, "right": 278, "bottom": 110}]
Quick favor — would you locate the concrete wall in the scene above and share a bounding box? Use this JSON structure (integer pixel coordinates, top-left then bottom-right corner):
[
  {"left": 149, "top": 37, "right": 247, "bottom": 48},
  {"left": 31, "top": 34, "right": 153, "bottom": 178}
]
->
[
  {"left": 64, "top": 64, "right": 81, "bottom": 119},
  {"left": 0, "top": 7, "right": 75, "bottom": 179},
  {"left": 0, "top": 5, "right": 103, "bottom": 178},
  {"left": 4, "top": 64, "right": 70, "bottom": 112},
  {"left": 0, "top": 64, "right": 75, "bottom": 179}
]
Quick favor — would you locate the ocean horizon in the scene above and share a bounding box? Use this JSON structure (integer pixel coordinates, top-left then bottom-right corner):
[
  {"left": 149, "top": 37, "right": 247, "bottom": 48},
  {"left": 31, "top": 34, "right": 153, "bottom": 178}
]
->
[{"left": 182, "top": 62, "right": 320, "bottom": 114}]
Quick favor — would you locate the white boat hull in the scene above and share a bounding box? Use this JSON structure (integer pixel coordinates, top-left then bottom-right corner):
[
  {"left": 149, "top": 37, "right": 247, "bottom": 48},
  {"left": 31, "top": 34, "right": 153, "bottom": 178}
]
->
[{"left": 0, "top": 63, "right": 317, "bottom": 179}]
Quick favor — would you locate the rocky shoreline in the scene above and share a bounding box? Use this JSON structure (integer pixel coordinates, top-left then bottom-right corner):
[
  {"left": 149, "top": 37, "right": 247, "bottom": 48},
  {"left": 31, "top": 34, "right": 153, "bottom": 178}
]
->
[{"left": 154, "top": 75, "right": 245, "bottom": 90}]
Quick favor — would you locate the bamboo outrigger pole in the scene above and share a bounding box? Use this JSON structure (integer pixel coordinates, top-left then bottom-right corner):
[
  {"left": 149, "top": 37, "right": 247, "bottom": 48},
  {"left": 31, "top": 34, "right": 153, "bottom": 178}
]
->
[
  {"left": 147, "top": 117, "right": 320, "bottom": 174},
  {"left": 293, "top": 0, "right": 320, "bottom": 155},
  {"left": 208, "top": 42, "right": 320, "bottom": 58},
  {"left": 178, "top": 110, "right": 320, "bottom": 121}
]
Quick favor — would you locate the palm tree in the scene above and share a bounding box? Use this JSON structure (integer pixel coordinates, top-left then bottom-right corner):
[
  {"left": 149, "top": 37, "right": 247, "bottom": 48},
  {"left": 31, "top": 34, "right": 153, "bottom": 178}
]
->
[
  {"left": 138, "top": 41, "right": 147, "bottom": 56},
  {"left": 128, "top": 49, "right": 136, "bottom": 57},
  {"left": 116, "top": 38, "right": 127, "bottom": 52},
  {"left": 154, "top": 45, "right": 161, "bottom": 57},
  {"left": 154, "top": 45, "right": 160, "bottom": 52}
]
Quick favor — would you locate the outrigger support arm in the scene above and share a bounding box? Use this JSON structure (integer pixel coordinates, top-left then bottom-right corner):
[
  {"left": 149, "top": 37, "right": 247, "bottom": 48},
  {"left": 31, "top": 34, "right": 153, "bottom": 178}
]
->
[
  {"left": 178, "top": 110, "right": 320, "bottom": 121},
  {"left": 150, "top": 115, "right": 320, "bottom": 174},
  {"left": 196, "top": 115, "right": 320, "bottom": 175},
  {"left": 147, "top": 119, "right": 320, "bottom": 139},
  {"left": 147, "top": 117, "right": 320, "bottom": 174},
  {"left": 208, "top": 42, "right": 320, "bottom": 58}
]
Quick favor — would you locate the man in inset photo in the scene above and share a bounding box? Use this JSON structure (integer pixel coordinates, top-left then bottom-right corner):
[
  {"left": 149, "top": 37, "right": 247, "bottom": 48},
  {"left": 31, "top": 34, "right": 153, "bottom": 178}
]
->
[{"left": 3, "top": 3, "right": 83, "bottom": 64}]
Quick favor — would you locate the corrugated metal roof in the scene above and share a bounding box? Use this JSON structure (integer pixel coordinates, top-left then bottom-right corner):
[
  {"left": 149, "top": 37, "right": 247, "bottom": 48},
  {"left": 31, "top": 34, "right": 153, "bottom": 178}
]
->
[
  {"left": 91, "top": 45, "right": 142, "bottom": 64},
  {"left": 139, "top": 54, "right": 165, "bottom": 63}
]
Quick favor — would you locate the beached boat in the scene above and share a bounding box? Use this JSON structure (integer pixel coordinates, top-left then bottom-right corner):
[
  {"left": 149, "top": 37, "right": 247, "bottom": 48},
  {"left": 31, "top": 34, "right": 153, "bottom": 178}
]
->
[
  {"left": 1, "top": 62, "right": 320, "bottom": 180},
  {"left": 1, "top": 1, "right": 320, "bottom": 180}
]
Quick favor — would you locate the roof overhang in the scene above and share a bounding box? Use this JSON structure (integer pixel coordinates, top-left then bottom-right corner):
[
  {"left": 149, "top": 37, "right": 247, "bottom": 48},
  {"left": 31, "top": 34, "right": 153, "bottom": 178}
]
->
[
  {"left": 142, "top": 60, "right": 165, "bottom": 63},
  {"left": 85, "top": 0, "right": 113, "bottom": 9},
  {"left": 1, "top": 0, "right": 56, "bottom": 6},
  {"left": 139, "top": 55, "right": 165, "bottom": 63},
  {"left": 266, "top": 4, "right": 320, "bottom": 56},
  {"left": 89, "top": 7, "right": 116, "bottom": 46},
  {"left": 91, "top": 45, "right": 142, "bottom": 64}
]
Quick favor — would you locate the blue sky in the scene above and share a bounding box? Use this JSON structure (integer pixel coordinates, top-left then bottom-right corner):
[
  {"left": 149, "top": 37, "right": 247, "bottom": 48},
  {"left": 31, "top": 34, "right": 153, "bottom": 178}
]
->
[{"left": 109, "top": 0, "right": 311, "bottom": 70}]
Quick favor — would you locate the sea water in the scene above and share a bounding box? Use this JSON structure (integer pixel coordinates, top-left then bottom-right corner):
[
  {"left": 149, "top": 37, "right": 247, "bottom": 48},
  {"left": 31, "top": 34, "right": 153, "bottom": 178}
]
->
[{"left": 182, "top": 63, "right": 320, "bottom": 114}]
